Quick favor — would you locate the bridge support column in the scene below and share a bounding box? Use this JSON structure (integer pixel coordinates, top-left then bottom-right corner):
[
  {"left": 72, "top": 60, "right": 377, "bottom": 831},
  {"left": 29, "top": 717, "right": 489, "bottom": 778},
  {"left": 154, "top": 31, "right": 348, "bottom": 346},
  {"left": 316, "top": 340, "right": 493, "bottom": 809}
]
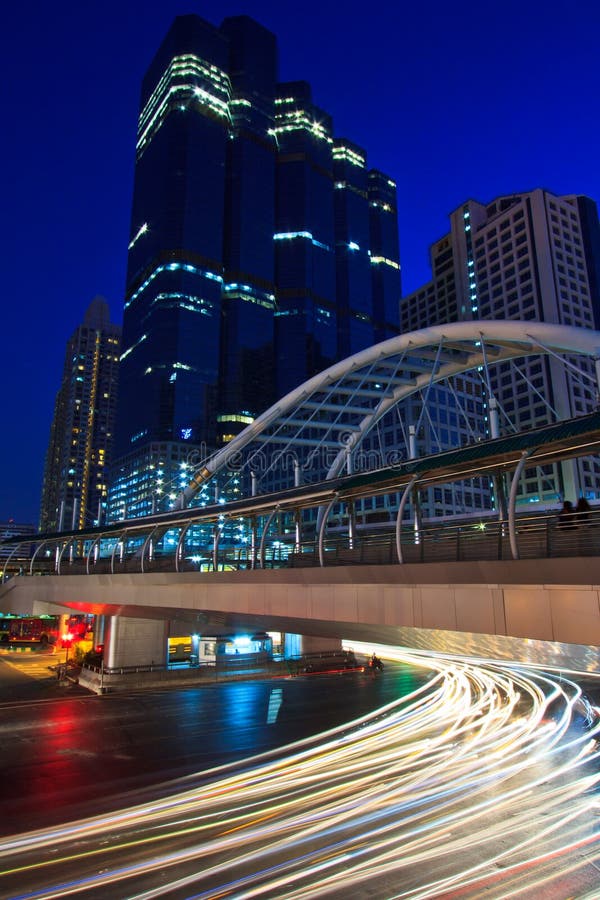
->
[
  {"left": 94, "top": 615, "right": 107, "bottom": 650},
  {"left": 104, "top": 616, "right": 169, "bottom": 669}
]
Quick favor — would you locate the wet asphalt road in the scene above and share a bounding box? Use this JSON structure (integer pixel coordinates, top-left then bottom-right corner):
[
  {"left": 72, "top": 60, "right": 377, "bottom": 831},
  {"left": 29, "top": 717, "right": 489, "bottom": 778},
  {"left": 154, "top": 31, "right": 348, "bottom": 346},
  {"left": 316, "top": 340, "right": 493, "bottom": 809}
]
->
[{"left": 0, "top": 649, "right": 419, "bottom": 837}]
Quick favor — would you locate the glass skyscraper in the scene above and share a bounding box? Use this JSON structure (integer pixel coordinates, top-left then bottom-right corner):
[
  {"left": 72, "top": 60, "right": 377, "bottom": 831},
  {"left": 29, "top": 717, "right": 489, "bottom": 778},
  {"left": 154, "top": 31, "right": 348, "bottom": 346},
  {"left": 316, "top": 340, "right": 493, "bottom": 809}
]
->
[
  {"left": 110, "top": 14, "right": 400, "bottom": 520},
  {"left": 40, "top": 297, "right": 120, "bottom": 532}
]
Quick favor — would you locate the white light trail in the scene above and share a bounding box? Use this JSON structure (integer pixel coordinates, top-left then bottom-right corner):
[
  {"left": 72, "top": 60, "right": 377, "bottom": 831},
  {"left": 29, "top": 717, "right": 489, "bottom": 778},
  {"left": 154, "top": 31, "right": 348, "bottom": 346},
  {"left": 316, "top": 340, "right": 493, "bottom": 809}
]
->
[{"left": 1, "top": 644, "right": 599, "bottom": 899}]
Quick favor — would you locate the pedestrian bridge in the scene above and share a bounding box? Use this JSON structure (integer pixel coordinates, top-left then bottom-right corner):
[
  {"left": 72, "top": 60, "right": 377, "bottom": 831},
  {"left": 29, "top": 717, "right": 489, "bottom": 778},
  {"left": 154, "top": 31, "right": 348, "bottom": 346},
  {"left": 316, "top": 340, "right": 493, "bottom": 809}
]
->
[
  {"left": 4, "top": 321, "right": 600, "bottom": 669},
  {"left": 4, "top": 537, "right": 600, "bottom": 671}
]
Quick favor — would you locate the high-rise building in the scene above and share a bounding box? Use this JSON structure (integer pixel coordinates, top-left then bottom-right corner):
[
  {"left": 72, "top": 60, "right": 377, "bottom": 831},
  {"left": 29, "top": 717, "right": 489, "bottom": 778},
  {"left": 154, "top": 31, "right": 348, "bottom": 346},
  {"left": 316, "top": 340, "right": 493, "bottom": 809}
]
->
[
  {"left": 110, "top": 14, "right": 400, "bottom": 520},
  {"left": 40, "top": 297, "right": 120, "bottom": 532},
  {"left": 400, "top": 189, "right": 600, "bottom": 509}
]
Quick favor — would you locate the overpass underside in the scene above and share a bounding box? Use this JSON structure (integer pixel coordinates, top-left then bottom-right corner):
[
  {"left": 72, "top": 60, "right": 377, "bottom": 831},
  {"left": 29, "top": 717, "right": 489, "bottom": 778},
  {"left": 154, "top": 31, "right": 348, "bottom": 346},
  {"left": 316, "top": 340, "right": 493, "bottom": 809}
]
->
[{"left": 8, "top": 557, "right": 600, "bottom": 671}]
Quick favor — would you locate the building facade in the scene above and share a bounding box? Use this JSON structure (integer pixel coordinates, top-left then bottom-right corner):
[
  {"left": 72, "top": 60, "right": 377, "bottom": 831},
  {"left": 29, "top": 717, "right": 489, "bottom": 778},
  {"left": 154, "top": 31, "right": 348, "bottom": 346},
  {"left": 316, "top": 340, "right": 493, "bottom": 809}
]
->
[
  {"left": 109, "top": 14, "right": 400, "bottom": 521},
  {"left": 0, "top": 521, "right": 36, "bottom": 576},
  {"left": 40, "top": 297, "right": 121, "bottom": 532},
  {"left": 400, "top": 189, "right": 600, "bottom": 511}
]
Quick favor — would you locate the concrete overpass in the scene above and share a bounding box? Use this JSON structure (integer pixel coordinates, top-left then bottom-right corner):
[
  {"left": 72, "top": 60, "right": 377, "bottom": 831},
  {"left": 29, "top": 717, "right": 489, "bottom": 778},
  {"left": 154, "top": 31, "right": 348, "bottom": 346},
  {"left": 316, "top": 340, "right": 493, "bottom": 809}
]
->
[{"left": 6, "top": 554, "right": 600, "bottom": 673}]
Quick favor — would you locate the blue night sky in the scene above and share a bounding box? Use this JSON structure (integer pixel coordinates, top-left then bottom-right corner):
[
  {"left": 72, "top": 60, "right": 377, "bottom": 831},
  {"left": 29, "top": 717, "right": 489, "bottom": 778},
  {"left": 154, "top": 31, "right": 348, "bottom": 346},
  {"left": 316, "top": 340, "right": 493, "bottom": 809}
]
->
[{"left": 2, "top": 0, "right": 599, "bottom": 524}]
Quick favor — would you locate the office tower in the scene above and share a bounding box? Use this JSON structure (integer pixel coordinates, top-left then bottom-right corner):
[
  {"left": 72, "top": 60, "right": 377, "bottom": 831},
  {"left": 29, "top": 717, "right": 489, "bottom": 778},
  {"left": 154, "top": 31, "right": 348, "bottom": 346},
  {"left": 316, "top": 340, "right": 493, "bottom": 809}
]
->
[
  {"left": 40, "top": 297, "right": 120, "bottom": 532},
  {"left": 400, "top": 189, "right": 600, "bottom": 508},
  {"left": 273, "top": 81, "right": 336, "bottom": 395},
  {"left": 110, "top": 13, "right": 400, "bottom": 520},
  {"left": 368, "top": 170, "right": 402, "bottom": 344},
  {"left": 218, "top": 16, "right": 278, "bottom": 444}
]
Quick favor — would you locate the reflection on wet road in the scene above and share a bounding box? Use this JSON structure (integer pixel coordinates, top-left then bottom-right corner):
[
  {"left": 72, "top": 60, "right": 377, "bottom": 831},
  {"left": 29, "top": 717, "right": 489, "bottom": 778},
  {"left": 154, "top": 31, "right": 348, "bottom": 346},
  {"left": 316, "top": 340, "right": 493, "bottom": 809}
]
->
[{"left": 1, "top": 643, "right": 600, "bottom": 899}]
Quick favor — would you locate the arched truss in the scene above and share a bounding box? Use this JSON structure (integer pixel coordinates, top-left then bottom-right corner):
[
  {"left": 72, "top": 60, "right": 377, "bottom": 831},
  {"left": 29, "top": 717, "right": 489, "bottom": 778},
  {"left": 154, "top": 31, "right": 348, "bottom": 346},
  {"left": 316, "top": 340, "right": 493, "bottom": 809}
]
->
[{"left": 179, "top": 321, "right": 600, "bottom": 507}]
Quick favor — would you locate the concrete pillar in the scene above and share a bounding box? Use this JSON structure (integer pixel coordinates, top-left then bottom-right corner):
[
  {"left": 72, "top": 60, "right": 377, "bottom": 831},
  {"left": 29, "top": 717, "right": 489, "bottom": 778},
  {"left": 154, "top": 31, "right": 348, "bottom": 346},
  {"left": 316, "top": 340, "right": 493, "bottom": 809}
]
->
[
  {"left": 94, "top": 615, "right": 106, "bottom": 650},
  {"left": 103, "top": 615, "right": 169, "bottom": 668}
]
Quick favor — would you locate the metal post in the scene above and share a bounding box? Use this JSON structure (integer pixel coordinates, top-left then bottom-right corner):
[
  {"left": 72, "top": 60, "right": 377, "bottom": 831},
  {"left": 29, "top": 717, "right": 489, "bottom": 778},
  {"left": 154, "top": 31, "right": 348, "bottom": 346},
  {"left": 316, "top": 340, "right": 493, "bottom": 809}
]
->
[
  {"left": 141, "top": 526, "right": 159, "bottom": 574},
  {"left": 29, "top": 541, "right": 48, "bottom": 576},
  {"left": 213, "top": 523, "right": 222, "bottom": 571},
  {"left": 294, "top": 509, "right": 302, "bottom": 553},
  {"left": 251, "top": 471, "right": 257, "bottom": 497},
  {"left": 57, "top": 539, "right": 73, "bottom": 575},
  {"left": 250, "top": 517, "right": 257, "bottom": 569},
  {"left": 259, "top": 507, "right": 279, "bottom": 569},
  {"left": 175, "top": 523, "right": 191, "bottom": 573},
  {"left": 395, "top": 476, "right": 417, "bottom": 563},
  {"left": 294, "top": 460, "right": 301, "bottom": 487},
  {"left": 413, "top": 488, "right": 422, "bottom": 549},
  {"left": 509, "top": 451, "right": 532, "bottom": 560},
  {"left": 408, "top": 425, "right": 417, "bottom": 460},
  {"left": 489, "top": 397, "right": 500, "bottom": 440},
  {"left": 488, "top": 396, "right": 507, "bottom": 522},
  {"left": 493, "top": 474, "right": 508, "bottom": 523},
  {"left": 2, "top": 543, "right": 24, "bottom": 583},
  {"left": 318, "top": 495, "right": 338, "bottom": 567},
  {"left": 110, "top": 530, "right": 126, "bottom": 574},
  {"left": 407, "top": 425, "right": 422, "bottom": 543},
  {"left": 86, "top": 535, "right": 102, "bottom": 574},
  {"left": 348, "top": 499, "right": 356, "bottom": 551}
]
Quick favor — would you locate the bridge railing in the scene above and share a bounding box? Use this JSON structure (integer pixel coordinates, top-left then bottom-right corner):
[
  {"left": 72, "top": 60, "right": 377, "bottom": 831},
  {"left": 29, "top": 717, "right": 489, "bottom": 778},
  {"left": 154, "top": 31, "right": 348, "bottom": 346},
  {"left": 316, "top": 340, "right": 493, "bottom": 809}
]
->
[
  {"left": 284, "top": 510, "right": 600, "bottom": 568},
  {"left": 5, "top": 509, "right": 600, "bottom": 579}
]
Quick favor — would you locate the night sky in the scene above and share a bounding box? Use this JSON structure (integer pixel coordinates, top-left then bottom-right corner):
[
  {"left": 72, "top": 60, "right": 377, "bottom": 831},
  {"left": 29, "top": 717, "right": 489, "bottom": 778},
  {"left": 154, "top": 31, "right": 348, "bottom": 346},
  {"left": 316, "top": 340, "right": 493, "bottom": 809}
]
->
[{"left": 2, "top": 0, "right": 599, "bottom": 525}]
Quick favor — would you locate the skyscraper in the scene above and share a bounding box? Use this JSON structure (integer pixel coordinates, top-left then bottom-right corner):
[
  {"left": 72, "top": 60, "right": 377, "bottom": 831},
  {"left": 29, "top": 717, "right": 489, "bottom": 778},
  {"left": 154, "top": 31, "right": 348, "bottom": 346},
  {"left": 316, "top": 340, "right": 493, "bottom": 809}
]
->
[
  {"left": 110, "top": 14, "right": 400, "bottom": 520},
  {"left": 400, "top": 189, "right": 600, "bottom": 508},
  {"left": 40, "top": 297, "right": 120, "bottom": 532}
]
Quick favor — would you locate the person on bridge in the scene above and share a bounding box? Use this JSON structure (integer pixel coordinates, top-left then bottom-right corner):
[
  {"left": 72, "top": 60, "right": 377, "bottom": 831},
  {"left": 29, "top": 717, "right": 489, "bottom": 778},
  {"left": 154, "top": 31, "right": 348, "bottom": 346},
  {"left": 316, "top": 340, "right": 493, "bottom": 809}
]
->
[
  {"left": 557, "top": 500, "right": 576, "bottom": 529},
  {"left": 575, "top": 496, "right": 592, "bottom": 524}
]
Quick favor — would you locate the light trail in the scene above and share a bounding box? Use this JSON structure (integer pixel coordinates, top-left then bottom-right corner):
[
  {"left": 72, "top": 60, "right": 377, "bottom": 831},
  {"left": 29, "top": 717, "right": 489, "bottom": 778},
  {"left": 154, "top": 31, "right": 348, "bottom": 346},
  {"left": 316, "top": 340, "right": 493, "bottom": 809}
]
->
[{"left": 1, "top": 645, "right": 600, "bottom": 899}]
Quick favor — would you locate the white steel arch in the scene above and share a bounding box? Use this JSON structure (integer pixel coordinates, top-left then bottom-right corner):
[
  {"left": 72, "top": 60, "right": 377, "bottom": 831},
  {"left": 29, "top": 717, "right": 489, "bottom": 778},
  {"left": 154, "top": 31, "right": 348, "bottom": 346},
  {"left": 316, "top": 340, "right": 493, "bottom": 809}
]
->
[{"left": 178, "top": 321, "right": 600, "bottom": 507}]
